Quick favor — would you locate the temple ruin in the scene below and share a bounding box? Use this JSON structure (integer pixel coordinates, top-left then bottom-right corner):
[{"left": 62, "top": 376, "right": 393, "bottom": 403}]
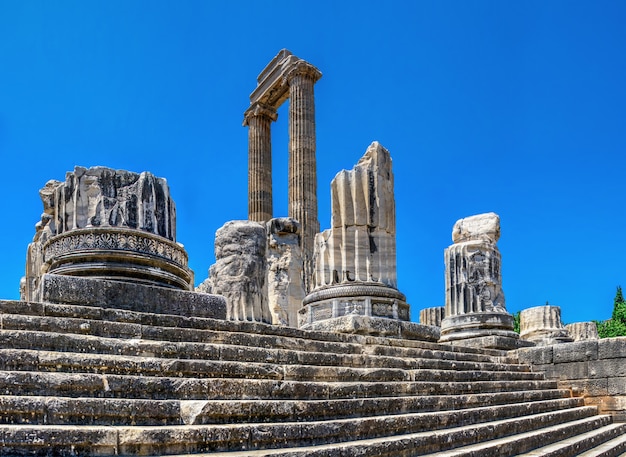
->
[
  {"left": 243, "top": 49, "right": 322, "bottom": 293},
  {"left": 0, "top": 49, "right": 625, "bottom": 455}
]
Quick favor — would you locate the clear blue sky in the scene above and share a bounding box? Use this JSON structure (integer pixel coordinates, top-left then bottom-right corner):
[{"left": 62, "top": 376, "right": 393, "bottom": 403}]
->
[{"left": 1, "top": 1, "right": 625, "bottom": 325}]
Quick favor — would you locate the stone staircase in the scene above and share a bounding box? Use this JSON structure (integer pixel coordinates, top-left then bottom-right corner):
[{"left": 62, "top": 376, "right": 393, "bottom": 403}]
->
[{"left": 0, "top": 299, "right": 625, "bottom": 456}]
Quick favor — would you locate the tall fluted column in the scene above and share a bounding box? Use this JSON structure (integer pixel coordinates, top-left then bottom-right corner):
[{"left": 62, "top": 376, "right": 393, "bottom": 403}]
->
[
  {"left": 286, "top": 62, "right": 322, "bottom": 292},
  {"left": 244, "top": 103, "right": 278, "bottom": 222}
]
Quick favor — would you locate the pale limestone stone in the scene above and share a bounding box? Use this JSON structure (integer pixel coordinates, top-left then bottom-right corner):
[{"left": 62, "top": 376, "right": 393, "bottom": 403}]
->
[
  {"left": 312, "top": 142, "right": 397, "bottom": 290},
  {"left": 266, "top": 217, "right": 305, "bottom": 327},
  {"left": 452, "top": 212, "right": 500, "bottom": 244},
  {"left": 420, "top": 307, "right": 445, "bottom": 327},
  {"left": 566, "top": 322, "right": 600, "bottom": 341},
  {"left": 439, "top": 212, "right": 518, "bottom": 349},
  {"left": 301, "top": 142, "right": 411, "bottom": 333},
  {"left": 206, "top": 220, "right": 271, "bottom": 323},
  {"left": 520, "top": 305, "right": 574, "bottom": 345}
]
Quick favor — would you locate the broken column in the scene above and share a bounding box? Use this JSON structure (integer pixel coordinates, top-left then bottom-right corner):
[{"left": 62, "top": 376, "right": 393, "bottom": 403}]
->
[
  {"left": 520, "top": 305, "right": 574, "bottom": 345},
  {"left": 204, "top": 220, "right": 272, "bottom": 323},
  {"left": 22, "top": 166, "right": 225, "bottom": 319},
  {"left": 439, "top": 212, "right": 520, "bottom": 349},
  {"left": 266, "top": 217, "right": 305, "bottom": 327},
  {"left": 565, "top": 322, "right": 599, "bottom": 341},
  {"left": 420, "top": 307, "right": 445, "bottom": 327},
  {"left": 300, "top": 142, "right": 437, "bottom": 341}
]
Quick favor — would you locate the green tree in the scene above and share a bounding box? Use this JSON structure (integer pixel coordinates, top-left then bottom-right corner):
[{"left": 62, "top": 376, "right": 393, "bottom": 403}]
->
[
  {"left": 596, "top": 286, "right": 626, "bottom": 338},
  {"left": 512, "top": 311, "right": 520, "bottom": 334}
]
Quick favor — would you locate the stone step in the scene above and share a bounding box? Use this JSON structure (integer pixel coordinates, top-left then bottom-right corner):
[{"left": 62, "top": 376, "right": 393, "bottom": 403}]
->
[
  {"left": 0, "top": 347, "right": 543, "bottom": 384},
  {"left": 0, "top": 300, "right": 501, "bottom": 363},
  {"left": 0, "top": 407, "right": 602, "bottom": 456},
  {"left": 518, "top": 422, "right": 626, "bottom": 457},
  {"left": 0, "top": 330, "right": 532, "bottom": 374},
  {"left": 577, "top": 426, "right": 626, "bottom": 457},
  {"left": 421, "top": 416, "right": 622, "bottom": 457},
  {"left": 0, "top": 371, "right": 560, "bottom": 400},
  {"left": 0, "top": 348, "right": 422, "bottom": 383},
  {"left": 0, "top": 391, "right": 579, "bottom": 426}
]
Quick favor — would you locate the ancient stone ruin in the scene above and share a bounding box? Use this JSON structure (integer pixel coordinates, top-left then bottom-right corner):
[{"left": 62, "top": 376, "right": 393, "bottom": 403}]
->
[
  {"left": 243, "top": 49, "right": 322, "bottom": 293},
  {"left": 439, "top": 212, "right": 521, "bottom": 349},
  {"left": 520, "top": 305, "right": 575, "bottom": 346},
  {"left": 1, "top": 49, "right": 625, "bottom": 455}
]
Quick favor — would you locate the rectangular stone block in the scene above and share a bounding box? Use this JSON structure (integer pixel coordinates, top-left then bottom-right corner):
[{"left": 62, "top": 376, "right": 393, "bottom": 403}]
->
[
  {"left": 590, "top": 359, "right": 626, "bottom": 378},
  {"left": 537, "top": 361, "right": 589, "bottom": 381},
  {"left": 553, "top": 341, "right": 598, "bottom": 363},
  {"left": 517, "top": 346, "right": 553, "bottom": 365},
  {"left": 598, "top": 337, "right": 626, "bottom": 359},
  {"left": 608, "top": 377, "right": 626, "bottom": 395},
  {"left": 40, "top": 274, "right": 226, "bottom": 320},
  {"left": 557, "top": 378, "right": 608, "bottom": 397}
]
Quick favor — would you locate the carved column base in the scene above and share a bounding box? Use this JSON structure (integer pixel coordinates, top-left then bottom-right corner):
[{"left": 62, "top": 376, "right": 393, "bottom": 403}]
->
[
  {"left": 439, "top": 312, "right": 526, "bottom": 350},
  {"left": 298, "top": 283, "right": 426, "bottom": 339},
  {"left": 42, "top": 227, "right": 193, "bottom": 291}
]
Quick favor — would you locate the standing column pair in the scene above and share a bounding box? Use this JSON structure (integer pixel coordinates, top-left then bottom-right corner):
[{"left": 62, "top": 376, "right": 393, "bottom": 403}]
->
[{"left": 244, "top": 54, "right": 321, "bottom": 293}]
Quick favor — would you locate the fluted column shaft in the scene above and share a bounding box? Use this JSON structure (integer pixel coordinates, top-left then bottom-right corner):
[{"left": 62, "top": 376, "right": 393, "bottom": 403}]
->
[
  {"left": 244, "top": 104, "right": 278, "bottom": 222},
  {"left": 287, "top": 65, "right": 320, "bottom": 292}
]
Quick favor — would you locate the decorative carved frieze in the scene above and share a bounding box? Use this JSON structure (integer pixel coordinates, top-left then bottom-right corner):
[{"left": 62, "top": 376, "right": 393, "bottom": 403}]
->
[{"left": 22, "top": 167, "right": 192, "bottom": 301}]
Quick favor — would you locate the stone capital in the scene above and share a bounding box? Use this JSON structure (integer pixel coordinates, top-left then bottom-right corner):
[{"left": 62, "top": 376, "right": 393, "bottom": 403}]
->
[
  {"left": 243, "top": 103, "right": 278, "bottom": 127},
  {"left": 283, "top": 60, "right": 322, "bottom": 85}
]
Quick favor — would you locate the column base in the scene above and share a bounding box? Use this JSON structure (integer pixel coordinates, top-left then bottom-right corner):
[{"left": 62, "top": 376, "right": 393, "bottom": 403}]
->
[
  {"left": 301, "top": 315, "right": 440, "bottom": 342},
  {"left": 439, "top": 312, "right": 522, "bottom": 350}
]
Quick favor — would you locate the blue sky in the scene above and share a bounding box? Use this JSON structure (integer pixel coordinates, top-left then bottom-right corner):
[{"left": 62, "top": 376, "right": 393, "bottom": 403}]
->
[{"left": 1, "top": 1, "right": 625, "bottom": 325}]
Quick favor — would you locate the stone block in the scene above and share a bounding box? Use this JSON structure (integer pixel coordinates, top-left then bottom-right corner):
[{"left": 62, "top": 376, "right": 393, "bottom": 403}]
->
[
  {"left": 40, "top": 274, "right": 226, "bottom": 319},
  {"left": 303, "top": 315, "right": 440, "bottom": 342},
  {"left": 590, "top": 359, "right": 626, "bottom": 378},
  {"left": 557, "top": 378, "right": 608, "bottom": 397},
  {"left": 553, "top": 341, "right": 598, "bottom": 363},
  {"left": 517, "top": 346, "right": 553, "bottom": 365},
  {"left": 608, "top": 377, "right": 626, "bottom": 395},
  {"left": 540, "top": 361, "right": 590, "bottom": 381},
  {"left": 598, "top": 337, "right": 626, "bottom": 359}
]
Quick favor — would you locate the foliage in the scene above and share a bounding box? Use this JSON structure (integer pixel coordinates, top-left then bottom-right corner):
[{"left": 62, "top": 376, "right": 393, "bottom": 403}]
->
[
  {"left": 512, "top": 311, "right": 520, "bottom": 334},
  {"left": 596, "top": 286, "right": 626, "bottom": 338}
]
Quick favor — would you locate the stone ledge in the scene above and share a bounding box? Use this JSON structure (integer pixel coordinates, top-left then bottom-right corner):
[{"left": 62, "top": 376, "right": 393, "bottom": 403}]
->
[
  {"left": 40, "top": 274, "right": 226, "bottom": 319},
  {"left": 301, "top": 315, "right": 440, "bottom": 342},
  {"left": 446, "top": 335, "right": 534, "bottom": 351}
]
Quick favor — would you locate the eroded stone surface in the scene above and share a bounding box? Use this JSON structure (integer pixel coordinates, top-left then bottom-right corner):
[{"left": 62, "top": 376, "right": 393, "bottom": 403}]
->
[
  {"left": 520, "top": 305, "right": 574, "bottom": 346},
  {"left": 312, "top": 142, "right": 397, "bottom": 289},
  {"left": 440, "top": 212, "right": 518, "bottom": 348},
  {"left": 266, "top": 217, "right": 305, "bottom": 326},
  {"left": 22, "top": 167, "right": 191, "bottom": 301},
  {"left": 420, "top": 307, "right": 445, "bottom": 327},
  {"left": 301, "top": 142, "right": 410, "bottom": 334},
  {"left": 566, "top": 322, "right": 600, "bottom": 341},
  {"left": 204, "top": 220, "right": 271, "bottom": 323}
]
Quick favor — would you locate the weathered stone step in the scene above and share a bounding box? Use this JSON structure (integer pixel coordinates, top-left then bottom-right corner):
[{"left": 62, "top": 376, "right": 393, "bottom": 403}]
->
[
  {"left": 0, "top": 329, "right": 531, "bottom": 374},
  {"left": 577, "top": 426, "right": 626, "bottom": 457},
  {"left": 421, "top": 415, "right": 620, "bottom": 457},
  {"left": 0, "top": 391, "right": 579, "bottom": 426},
  {"left": 0, "top": 348, "right": 416, "bottom": 382},
  {"left": 0, "top": 371, "right": 560, "bottom": 400},
  {"left": 518, "top": 422, "right": 626, "bottom": 457},
  {"left": 205, "top": 411, "right": 611, "bottom": 457},
  {"left": 0, "top": 347, "right": 542, "bottom": 384},
  {"left": 0, "top": 300, "right": 501, "bottom": 363},
  {"left": 0, "top": 407, "right": 601, "bottom": 456}
]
